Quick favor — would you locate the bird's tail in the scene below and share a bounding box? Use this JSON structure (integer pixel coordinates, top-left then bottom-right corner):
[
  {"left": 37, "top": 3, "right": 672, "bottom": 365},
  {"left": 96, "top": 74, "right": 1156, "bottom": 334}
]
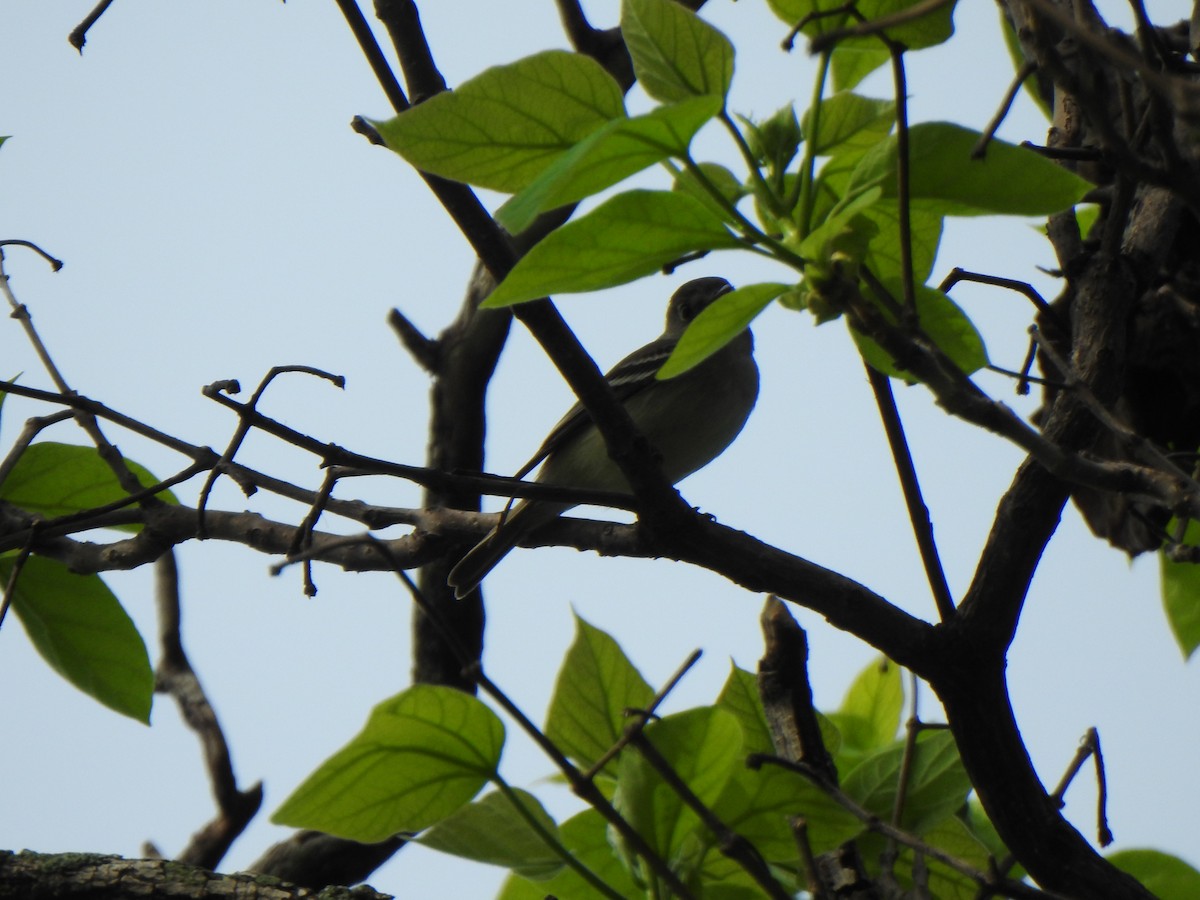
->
[{"left": 447, "top": 524, "right": 525, "bottom": 599}]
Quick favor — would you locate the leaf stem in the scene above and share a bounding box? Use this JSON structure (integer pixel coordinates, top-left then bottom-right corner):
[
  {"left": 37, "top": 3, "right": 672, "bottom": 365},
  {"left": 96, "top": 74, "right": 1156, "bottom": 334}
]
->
[
  {"left": 719, "top": 111, "right": 784, "bottom": 219},
  {"left": 678, "top": 157, "right": 807, "bottom": 272},
  {"left": 796, "top": 52, "right": 831, "bottom": 232}
]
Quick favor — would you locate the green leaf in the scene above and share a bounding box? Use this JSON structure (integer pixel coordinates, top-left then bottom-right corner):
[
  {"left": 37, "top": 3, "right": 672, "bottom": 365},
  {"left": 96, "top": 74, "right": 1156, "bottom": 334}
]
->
[
  {"left": 1076, "top": 203, "right": 1100, "bottom": 239},
  {"left": 859, "top": 0, "right": 957, "bottom": 48},
  {"left": 1161, "top": 520, "right": 1200, "bottom": 659},
  {"left": 672, "top": 161, "right": 748, "bottom": 224},
  {"left": 716, "top": 663, "right": 842, "bottom": 763},
  {"left": 830, "top": 655, "right": 902, "bottom": 755},
  {"left": 0, "top": 442, "right": 178, "bottom": 529},
  {"left": 659, "top": 282, "right": 785, "bottom": 378},
  {"left": 710, "top": 758, "right": 862, "bottom": 862},
  {"left": 837, "top": 0, "right": 957, "bottom": 73},
  {"left": 963, "top": 800, "right": 1021, "bottom": 877},
  {"left": 900, "top": 734, "right": 972, "bottom": 832},
  {"left": 483, "top": 190, "right": 741, "bottom": 307},
  {"left": 1109, "top": 849, "right": 1200, "bottom": 900},
  {"left": 697, "top": 874, "right": 785, "bottom": 900},
  {"left": 842, "top": 731, "right": 970, "bottom": 834},
  {"left": 497, "top": 94, "right": 722, "bottom": 234},
  {"left": 911, "top": 816, "right": 992, "bottom": 900},
  {"left": 615, "top": 707, "right": 742, "bottom": 869},
  {"left": 850, "top": 282, "right": 988, "bottom": 379},
  {"left": 769, "top": 1, "right": 955, "bottom": 90},
  {"left": 797, "top": 186, "right": 883, "bottom": 268},
  {"left": 860, "top": 204, "right": 943, "bottom": 286},
  {"left": 849, "top": 122, "right": 1091, "bottom": 217},
  {"left": 273, "top": 685, "right": 504, "bottom": 842},
  {"left": 372, "top": 51, "right": 625, "bottom": 193},
  {"left": 545, "top": 614, "right": 655, "bottom": 772},
  {"left": 765, "top": 0, "right": 834, "bottom": 34},
  {"left": 739, "top": 104, "right": 803, "bottom": 174},
  {"left": 853, "top": 815, "right": 990, "bottom": 900},
  {"left": 769, "top": 0, "right": 954, "bottom": 46},
  {"left": 810, "top": 142, "right": 866, "bottom": 212},
  {"left": 831, "top": 45, "right": 892, "bottom": 93},
  {"left": 2, "top": 556, "right": 152, "bottom": 722},
  {"left": 415, "top": 788, "right": 563, "bottom": 881},
  {"left": 498, "top": 809, "right": 641, "bottom": 900},
  {"left": 621, "top": 0, "right": 734, "bottom": 104},
  {"left": 804, "top": 92, "right": 895, "bottom": 157},
  {"left": 715, "top": 664, "right": 776, "bottom": 755},
  {"left": 705, "top": 672, "right": 859, "bottom": 868}
]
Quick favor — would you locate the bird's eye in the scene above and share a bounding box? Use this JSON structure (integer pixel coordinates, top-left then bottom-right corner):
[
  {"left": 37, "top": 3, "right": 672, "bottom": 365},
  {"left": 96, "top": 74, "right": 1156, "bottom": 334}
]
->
[{"left": 679, "top": 301, "right": 698, "bottom": 323}]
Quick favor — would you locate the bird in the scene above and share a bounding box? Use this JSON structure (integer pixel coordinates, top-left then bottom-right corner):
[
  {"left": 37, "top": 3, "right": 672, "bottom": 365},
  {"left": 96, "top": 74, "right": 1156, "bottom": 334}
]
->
[{"left": 447, "top": 276, "right": 759, "bottom": 598}]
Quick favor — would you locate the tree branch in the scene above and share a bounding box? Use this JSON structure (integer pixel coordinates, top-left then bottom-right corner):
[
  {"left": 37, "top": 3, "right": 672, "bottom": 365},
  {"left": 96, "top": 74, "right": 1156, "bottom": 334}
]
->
[
  {"left": 0, "top": 850, "right": 391, "bottom": 900},
  {"left": 154, "top": 553, "right": 262, "bottom": 869}
]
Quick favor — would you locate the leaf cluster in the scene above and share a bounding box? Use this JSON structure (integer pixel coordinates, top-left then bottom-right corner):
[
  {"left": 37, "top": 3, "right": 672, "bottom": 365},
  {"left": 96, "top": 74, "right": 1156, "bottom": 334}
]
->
[
  {"left": 273, "top": 616, "right": 1001, "bottom": 899},
  {"left": 374, "top": 0, "right": 1089, "bottom": 382}
]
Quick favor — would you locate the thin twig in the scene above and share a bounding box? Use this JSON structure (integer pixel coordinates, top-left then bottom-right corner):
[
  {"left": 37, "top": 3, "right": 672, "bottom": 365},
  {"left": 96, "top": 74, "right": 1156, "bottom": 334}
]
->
[
  {"left": 1, "top": 249, "right": 165, "bottom": 503},
  {"left": 748, "top": 755, "right": 1065, "bottom": 899},
  {"left": 782, "top": 2, "right": 855, "bottom": 52},
  {"left": 1047, "top": 727, "right": 1112, "bottom": 847},
  {"left": 883, "top": 674, "right": 924, "bottom": 875},
  {"left": 6, "top": 460, "right": 206, "bottom": 539},
  {"left": 201, "top": 381, "right": 639, "bottom": 509},
  {"left": 888, "top": 44, "right": 918, "bottom": 319},
  {"left": 374, "top": 545, "right": 698, "bottom": 900},
  {"left": 154, "top": 552, "right": 263, "bottom": 868},
  {"left": 388, "top": 308, "right": 439, "bottom": 372},
  {"left": 1, "top": 253, "right": 74, "bottom": 396},
  {"left": 0, "top": 240, "right": 63, "bottom": 270},
  {"left": 789, "top": 818, "right": 828, "bottom": 900},
  {"left": 808, "top": 0, "right": 956, "bottom": 54},
  {"left": 289, "top": 468, "right": 343, "bottom": 596},
  {"left": 67, "top": 0, "right": 115, "bottom": 51},
  {"left": 196, "top": 366, "right": 345, "bottom": 536},
  {"left": 0, "top": 380, "right": 519, "bottom": 541},
  {"left": 488, "top": 779, "right": 627, "bottom": 900},
  {"left": 839, "top": 273, "right": 1200, "bottom": 523},
  {"left": 994, "top": 726, "right": 1114, "bottom": 881},
  {"left": 939, "top": 267, "right": 1061, "bottom": 328},
  {"left": 0, "top": 409, "right": 74, "bottom": 490},
  {"left": 629, "top": 731, "right": 794, "bottom": 900},
  {"left": 975, "top": 60, "right": 1038, "bottom": 159},
  {"left": 333, "top": 0, "right": 409, "bottom": 112},
  {"left": 867, "top": 366, "right": 955, "bottom": 620},
  {"left": 986, "top": 363, "right": 1058, "bottom": 394},
  {"left": 582, "top": 649, "right": 703, "bottom": 780},
  {"left": 0, "top": 380, "right": 216, "bottom": 459},
  {"left": 0, "top": 529, "right": 37, "bottom": 630}
]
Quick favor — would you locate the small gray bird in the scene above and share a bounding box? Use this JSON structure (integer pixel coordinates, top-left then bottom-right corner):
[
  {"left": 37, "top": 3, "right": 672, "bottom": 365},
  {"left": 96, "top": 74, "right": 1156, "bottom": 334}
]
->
[{"left": 448, "top": 277, "right": 759, "bottom": 598}]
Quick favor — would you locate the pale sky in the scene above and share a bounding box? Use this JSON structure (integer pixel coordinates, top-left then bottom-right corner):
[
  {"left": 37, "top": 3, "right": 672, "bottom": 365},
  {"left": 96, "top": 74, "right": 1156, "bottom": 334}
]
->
[{"left": 1, "top": 2, "right": 1195, "bottom": 896}]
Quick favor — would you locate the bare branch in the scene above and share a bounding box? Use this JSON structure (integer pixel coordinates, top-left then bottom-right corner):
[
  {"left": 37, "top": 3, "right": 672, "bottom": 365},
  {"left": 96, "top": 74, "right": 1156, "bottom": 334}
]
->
[
  {"left": 867, "top": 366, "right": 955, "bottom": 620},
  {"left": 153, "top": 553, "right": 263, "bottom": 869},
  {"left": 67, "top": 0, "right": 115, "bottom": 52},
  {"left": 0, "top": 850, "right": 391, "bottom": 899}
]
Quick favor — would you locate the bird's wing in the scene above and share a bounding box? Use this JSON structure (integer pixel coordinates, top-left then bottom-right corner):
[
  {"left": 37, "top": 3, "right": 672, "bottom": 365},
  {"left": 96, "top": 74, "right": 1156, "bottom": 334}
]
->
[{"left": 512, "top": 335, "right": 675, "bottom": 479}]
